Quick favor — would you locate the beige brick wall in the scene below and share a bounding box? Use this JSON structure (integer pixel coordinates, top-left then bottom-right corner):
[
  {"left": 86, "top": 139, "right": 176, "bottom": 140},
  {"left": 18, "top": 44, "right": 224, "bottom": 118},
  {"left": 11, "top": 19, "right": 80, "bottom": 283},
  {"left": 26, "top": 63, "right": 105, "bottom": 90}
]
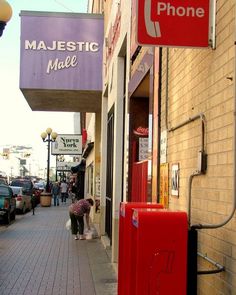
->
[{"left": 160, "top": 1, "right": 236, "bottom": 293}]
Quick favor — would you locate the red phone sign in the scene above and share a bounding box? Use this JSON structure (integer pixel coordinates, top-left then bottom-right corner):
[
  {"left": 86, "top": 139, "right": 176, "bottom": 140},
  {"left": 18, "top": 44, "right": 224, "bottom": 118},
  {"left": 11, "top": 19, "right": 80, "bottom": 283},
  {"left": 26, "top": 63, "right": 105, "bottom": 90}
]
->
[{"left": 137, "top": 0, "right": 210, "bottom": 47}]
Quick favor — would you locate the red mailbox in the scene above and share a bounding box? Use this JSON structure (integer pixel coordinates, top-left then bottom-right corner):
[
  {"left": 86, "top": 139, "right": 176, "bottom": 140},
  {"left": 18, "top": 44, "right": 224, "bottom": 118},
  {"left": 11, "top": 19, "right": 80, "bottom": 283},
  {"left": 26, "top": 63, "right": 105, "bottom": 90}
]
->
[
  {"left": 131, "top": 208, "right": 188, "bottom": 295},
  {"left": 118, "top": 202, "right": 163, "bottom": 295}
]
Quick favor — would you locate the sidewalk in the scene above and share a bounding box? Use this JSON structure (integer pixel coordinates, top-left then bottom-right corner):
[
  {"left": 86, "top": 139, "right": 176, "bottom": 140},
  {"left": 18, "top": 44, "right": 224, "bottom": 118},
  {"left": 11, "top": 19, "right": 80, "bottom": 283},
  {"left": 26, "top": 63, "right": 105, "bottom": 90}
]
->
[{"left": 0, "top": 203, "right": 117, "bottom": 295}]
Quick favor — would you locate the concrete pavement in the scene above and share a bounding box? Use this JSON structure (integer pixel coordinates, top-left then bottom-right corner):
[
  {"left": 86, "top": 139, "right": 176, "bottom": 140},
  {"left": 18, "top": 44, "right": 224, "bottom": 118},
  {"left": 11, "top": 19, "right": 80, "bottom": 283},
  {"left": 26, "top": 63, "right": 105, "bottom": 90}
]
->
[{"left": 0, "top": 203, "right": 117, "bottom": 295}]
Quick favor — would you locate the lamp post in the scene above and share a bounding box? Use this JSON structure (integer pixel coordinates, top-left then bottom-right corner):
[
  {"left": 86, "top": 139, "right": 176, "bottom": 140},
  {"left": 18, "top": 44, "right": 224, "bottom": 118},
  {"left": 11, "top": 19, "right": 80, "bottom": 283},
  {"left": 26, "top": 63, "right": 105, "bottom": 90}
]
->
[
  {"left": 41, "top": 128, "right": 57, "bottom": 193},
  {"left": 19, "top": 166, "right": 24, "bottom": 177},
  {"left": 0, "top": 0, "right": 12, "bottom": 37}
]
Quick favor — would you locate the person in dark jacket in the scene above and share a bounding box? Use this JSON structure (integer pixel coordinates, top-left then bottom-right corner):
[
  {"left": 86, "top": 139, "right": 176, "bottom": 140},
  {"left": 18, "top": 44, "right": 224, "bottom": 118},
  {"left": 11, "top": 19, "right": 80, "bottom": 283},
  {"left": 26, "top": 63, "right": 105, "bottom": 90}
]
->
[
  {"left": 71, "top": 159, "right": 86, "bottom": 200},
  {"left": 52, "top": 182, "right": 60, "bottom": 206},
  {"left": 31, "top": 194, "right": 36, "bottom": 215}
]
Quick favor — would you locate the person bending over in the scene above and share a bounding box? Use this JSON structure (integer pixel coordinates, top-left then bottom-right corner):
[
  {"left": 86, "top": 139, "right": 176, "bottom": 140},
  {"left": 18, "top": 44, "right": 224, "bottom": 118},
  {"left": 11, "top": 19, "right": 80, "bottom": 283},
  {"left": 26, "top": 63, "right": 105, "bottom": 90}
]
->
[{"left": 69, "top": 198, "right": 94, "bottom": 240}]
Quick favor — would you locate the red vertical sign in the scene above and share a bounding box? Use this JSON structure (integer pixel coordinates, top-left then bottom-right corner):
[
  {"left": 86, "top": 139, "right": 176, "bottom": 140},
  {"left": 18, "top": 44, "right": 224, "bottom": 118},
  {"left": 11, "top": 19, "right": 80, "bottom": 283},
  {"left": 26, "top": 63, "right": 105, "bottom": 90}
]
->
[{"left": 137, "top": 0, "right": 210, "bottom": 47}]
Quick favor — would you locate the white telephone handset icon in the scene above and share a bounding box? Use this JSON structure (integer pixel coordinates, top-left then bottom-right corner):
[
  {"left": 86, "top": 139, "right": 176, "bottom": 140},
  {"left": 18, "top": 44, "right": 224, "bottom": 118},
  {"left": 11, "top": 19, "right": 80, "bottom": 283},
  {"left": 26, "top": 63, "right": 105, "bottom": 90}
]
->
[{"left": 144, "top": 0, "right": 161, "bottom": 38}]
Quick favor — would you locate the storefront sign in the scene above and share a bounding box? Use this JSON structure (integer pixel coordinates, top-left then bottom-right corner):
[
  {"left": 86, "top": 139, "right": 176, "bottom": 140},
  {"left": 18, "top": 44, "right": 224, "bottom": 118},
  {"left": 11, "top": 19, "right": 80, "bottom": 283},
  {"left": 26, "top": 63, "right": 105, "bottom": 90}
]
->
[
  {"left": 160, "top": 130, "right": 167, "bottom": 163},
  {"left": 105, "top": 3, "right": 121, "bottom": 78},
  {"left": 20, "top": 11, "right": 104, "bottom": 91},
  {"left": 24, "top": 40, "right": 99, "bottom": 75},
  {"left": 128, "top": 48, "right": 153, "bottom": 97},
  {"left": 131, "top": 0, "right": 139, "bottom": 57},
  {"left": 56, "top": 161, "right": 80, "bottom": 171},
  {"left": 137, "top": 0, "right": 210, "bottom": 47},
  {"left": 171, "top": 163, "right": 179, "bottom": 197},
  {"left": 52, "top": 134, "right": 82, "bottom": 155},
  {"left": 139, "top": 137, "right": 149, "bottom": 161}
]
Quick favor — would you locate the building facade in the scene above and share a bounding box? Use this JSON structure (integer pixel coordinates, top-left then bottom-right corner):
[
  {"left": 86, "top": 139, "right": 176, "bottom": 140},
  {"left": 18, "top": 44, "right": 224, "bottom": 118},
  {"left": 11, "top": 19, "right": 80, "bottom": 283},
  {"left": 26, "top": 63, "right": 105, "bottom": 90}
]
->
[
  {"left": 19, "top": 0, "right": 236, "bottom": 293},
  {"left": 101, "top": 0, "right": 236, "bottom": 294}
]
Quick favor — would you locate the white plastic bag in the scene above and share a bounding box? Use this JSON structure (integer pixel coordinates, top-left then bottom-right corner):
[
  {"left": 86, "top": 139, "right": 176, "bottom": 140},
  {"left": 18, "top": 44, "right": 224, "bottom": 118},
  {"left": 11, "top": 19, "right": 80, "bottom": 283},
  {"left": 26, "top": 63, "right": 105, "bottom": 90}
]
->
[
  {"left": 65, "top": 219, "right": 71, "bottom": 230},
  {"left": 85, "top": 230, "right": 93, "bottom": 240},
  {"left": 84, "top": 227, "right": 98, "bottom": 239}
]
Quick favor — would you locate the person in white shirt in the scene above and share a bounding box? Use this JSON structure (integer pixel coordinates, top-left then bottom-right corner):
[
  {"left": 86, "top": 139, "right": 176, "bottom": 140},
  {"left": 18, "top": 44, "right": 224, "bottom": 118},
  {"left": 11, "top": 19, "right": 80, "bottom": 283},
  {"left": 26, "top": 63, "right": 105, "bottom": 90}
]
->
[{"left": 60, "top": 180, "right": 68, "bottom": 203}]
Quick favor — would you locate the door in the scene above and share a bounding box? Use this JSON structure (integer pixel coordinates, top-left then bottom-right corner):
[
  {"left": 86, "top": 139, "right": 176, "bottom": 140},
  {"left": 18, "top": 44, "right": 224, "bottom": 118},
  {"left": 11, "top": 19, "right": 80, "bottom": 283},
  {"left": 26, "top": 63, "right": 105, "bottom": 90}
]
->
[{"left": 105, "top": 107, "right": 114, "bottom": 242}]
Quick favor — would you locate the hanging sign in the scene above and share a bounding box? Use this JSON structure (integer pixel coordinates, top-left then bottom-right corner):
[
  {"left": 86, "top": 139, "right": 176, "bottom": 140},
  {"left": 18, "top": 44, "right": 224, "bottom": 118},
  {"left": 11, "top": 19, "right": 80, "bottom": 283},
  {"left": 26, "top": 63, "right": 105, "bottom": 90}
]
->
[
  {"left": 20, "top": 12, "right": 104, "bottom": 91},
  {"left": 56, "top": 161, "right": 81, "bottom": 171},
  {"left": 51, "top": 134, "right": 82, "bottom": 155},
  {"left": 160, "top": 130, "right": 167, "bottom": 163},
  {"left": 137, "top": 0, "right": 211, "bottom": 47}
]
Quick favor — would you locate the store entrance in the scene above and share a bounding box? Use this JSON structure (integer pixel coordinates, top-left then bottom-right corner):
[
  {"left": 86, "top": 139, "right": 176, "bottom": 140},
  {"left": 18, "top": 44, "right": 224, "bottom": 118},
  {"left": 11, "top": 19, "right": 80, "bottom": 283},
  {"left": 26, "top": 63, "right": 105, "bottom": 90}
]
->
[
  {"left": 105, "top": 107, "right": 114, "bottom": 242},
  {"left": 128, "top": 74, "right": 152, "bottom": 202}
]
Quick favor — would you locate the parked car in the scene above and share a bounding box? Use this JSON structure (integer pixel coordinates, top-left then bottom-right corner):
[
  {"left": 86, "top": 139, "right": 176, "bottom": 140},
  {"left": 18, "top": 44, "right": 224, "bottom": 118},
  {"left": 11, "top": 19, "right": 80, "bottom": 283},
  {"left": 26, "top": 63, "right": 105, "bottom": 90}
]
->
[
  {"left": 0, "top": 177, "right": 8, "bottom": 185},
  {"left": 0, "top": 184, "right": 16, "bottom": 224},
  {"left": 10, "top": 178, "right": 34, "bottom": 196},
  {"left": 33, "top": 182, "right": 45, "bottom": 192},
  {"left": 10, "top": 186, "right": 32, "bottom": 214}
]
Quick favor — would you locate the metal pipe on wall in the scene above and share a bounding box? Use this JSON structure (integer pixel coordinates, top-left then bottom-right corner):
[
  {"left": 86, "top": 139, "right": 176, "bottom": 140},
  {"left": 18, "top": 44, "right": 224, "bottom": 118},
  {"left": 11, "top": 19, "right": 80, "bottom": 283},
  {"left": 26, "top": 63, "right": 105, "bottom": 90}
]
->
[
  {"left": 169, "top": 113, "right": 206, "bottom": 226},
  {"left": 188, "top": 171, "right": 202, "bottom": 225},
  {"left": 197, "top": 252, "right": 225, "bottom": 275},
  {"left": 192, "top": 46, "right": 236, "bottom": 230}
]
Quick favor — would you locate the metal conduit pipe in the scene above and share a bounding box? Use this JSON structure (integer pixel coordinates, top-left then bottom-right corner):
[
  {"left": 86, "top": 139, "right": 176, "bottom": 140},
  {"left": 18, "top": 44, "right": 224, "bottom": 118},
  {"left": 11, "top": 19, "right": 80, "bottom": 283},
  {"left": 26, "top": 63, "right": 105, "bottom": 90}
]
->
[
  {"left": 197, "top": 252, "right": 225, "bottom": 275},
  {"left": 169, "top": 113, "right": 206, "bottom": 225},
  {"left": 188, "top": 171, "right": 202, "bottom": 225},
  {"left": 168, "top": 113, "right": 205, "bottom": 135},
  {"left": 192, "top": 50, "right": 236, "bottom": 230}
]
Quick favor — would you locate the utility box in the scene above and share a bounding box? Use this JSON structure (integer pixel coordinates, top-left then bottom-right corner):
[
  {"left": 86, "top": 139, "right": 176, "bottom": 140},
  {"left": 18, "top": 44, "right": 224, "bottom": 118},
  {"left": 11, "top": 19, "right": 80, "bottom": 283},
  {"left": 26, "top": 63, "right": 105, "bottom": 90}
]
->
[
  {"left": 118, "top": 202, "right": 163, "bottom": 295},
  {"left": 131, "top": 209, "right": 188, "bottom": 295}
]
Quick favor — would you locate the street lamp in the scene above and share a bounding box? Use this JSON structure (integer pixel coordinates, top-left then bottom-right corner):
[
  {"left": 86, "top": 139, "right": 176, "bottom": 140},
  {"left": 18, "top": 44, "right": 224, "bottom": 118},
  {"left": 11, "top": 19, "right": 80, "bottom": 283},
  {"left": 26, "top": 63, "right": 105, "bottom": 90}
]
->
[
  {"left": 0, "top": 0, "right": 12, "bottom": 37},
  {"left": 41, "top": 128, "right": 57, "bottom": 192},
  {"left": 19, "top": 166, "right": 24, "bottom": 177}
]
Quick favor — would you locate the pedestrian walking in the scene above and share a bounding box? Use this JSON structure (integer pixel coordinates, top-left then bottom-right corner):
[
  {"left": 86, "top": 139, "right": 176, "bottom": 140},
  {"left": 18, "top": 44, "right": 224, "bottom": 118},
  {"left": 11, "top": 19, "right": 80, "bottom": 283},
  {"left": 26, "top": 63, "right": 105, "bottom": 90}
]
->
[
  {"left": 69, "top": 198, "right": 94, "bottom": 240},
  {"left": 60, "top": 180, "right": 68, "bottom": 203},
  {"left": 31, "top": 194, "right": 36, "bottom": 215},
  {"left": 52, "top": 182, "right": 60, "bottom": 206},
  {"left": 70, "top": 182, "right": 77, "bottom": 203}
]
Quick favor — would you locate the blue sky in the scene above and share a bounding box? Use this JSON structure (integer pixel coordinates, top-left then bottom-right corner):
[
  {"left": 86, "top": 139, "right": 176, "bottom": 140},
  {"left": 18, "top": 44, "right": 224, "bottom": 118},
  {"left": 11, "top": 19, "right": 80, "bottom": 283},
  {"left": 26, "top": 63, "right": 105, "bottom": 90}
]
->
[{"left": 0, "top": 1, "right": 88, "bottom": 160}]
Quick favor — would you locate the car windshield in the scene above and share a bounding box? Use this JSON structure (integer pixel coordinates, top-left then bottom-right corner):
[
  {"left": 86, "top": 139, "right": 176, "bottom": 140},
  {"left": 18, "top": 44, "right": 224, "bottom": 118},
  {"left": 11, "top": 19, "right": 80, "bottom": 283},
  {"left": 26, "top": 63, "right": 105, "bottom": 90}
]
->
[
  {"left": 11, "top": 180, "right": 31, "bottom": 189},
  {"left": 0, "top": 186, "right": 10, "bottom": 196},
  {"left": 10, "top": 186, "right": 22, "bottom": 195},
  {"left": 34, "top": 183, "right": 44, "bottom": 189}
]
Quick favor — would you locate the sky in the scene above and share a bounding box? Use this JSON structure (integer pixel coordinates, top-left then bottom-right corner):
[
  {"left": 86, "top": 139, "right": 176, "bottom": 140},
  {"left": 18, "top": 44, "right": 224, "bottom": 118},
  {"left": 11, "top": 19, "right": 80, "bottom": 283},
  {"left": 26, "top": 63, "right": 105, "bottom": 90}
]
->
[{"left": 0, "top": 0, "right": 88, "bottom": 171}]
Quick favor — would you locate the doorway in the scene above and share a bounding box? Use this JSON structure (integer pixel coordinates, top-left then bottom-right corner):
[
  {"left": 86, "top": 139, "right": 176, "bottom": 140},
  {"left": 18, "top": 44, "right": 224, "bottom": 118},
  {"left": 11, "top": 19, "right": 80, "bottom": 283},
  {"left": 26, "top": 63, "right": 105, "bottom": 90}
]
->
[{"left": 105, "top": 107, "right": 114, "bottom": 241}]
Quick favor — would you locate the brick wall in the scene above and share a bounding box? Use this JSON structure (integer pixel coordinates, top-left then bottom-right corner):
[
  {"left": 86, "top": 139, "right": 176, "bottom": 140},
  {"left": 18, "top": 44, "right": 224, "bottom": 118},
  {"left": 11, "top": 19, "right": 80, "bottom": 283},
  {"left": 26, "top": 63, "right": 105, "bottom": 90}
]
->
[{"left": 160, "top": 1, "right": 236, "bottom": 293}]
